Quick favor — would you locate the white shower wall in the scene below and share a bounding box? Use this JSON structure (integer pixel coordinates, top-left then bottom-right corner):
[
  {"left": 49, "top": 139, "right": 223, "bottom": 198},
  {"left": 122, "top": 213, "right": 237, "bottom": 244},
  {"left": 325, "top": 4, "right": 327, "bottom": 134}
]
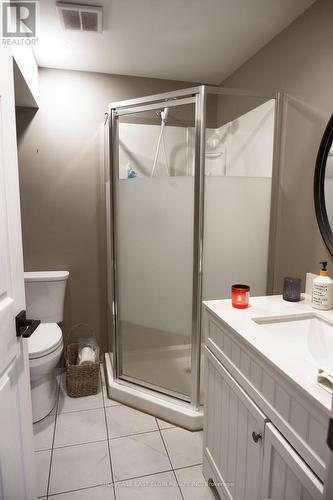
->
[
  {"left": 118, "top": 122, "right": 190, "bottom": 178},
  {"left": 188, "top": 98, "right": 275, "bottom": 177},
  {"left": 116, "top": 99, "right": 275, "bottom": 338}
]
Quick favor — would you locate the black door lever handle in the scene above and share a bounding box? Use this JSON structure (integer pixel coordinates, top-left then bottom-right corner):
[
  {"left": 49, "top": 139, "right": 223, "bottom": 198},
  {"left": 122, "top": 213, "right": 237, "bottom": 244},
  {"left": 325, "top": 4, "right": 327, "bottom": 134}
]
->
[{"left": 16, "top": 310, "right": 41, "bottom": 338}]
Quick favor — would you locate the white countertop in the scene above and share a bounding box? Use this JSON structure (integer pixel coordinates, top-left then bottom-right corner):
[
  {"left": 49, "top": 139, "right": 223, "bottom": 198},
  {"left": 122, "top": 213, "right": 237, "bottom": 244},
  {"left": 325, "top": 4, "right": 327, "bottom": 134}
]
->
[{"left": 203, "top": 294, "right": 333, "bottom": 414}]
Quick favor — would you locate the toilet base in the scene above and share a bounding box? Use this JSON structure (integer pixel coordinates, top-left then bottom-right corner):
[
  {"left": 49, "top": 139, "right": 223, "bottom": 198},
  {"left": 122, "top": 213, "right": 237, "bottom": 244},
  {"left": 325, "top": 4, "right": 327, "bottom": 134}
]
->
[
  {"left": 29, "top": 341, "right": 63, "bottom": 423},
  {"left": 31, "top": 371, "right": 58, "bottom": 423}
]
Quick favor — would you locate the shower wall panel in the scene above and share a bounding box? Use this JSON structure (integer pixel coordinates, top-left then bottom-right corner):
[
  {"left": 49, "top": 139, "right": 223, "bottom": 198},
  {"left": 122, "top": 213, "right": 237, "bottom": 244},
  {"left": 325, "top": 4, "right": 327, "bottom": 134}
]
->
[{"left": 202, "top": 98, "right": 275, "bottom": 301}]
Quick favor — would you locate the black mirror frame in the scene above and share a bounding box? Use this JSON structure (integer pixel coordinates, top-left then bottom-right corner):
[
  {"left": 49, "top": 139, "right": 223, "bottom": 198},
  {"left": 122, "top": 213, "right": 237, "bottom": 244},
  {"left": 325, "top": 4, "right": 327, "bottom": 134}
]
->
[{"left": 314, "top": 113, "right": 333, "bottom": 257}]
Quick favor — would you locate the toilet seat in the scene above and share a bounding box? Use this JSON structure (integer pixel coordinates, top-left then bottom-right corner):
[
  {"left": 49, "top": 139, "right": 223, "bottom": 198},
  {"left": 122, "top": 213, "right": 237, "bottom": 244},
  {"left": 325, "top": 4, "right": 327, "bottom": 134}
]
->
[{"left": 28, "top": 323, "right": 63, "bottom": 360}]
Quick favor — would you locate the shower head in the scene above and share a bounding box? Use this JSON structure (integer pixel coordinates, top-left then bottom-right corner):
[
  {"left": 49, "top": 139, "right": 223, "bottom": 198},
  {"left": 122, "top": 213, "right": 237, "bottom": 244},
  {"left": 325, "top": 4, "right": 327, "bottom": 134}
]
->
[
  {"left": 151, "top": 107, "right": 170, "bottom": 177},
  {"left": 160, "top": 107, "right": 169, "bottom": 124}
]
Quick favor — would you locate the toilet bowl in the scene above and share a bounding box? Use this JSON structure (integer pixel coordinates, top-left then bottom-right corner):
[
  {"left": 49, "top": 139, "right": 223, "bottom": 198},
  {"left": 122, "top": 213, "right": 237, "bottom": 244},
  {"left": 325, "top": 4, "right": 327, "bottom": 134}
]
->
[
  {"left": 28, "top": 323, "right": 63, "bottom": 423},
  {"left": 24, "top": 270, "right": 69, "bottom": 423}
]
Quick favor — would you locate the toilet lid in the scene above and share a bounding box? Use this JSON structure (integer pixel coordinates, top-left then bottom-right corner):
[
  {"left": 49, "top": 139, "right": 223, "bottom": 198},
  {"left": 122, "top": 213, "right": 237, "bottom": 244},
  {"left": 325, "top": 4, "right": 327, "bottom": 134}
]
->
[{"left": 28, "top": 323, "right": 63, "bottom": 359}]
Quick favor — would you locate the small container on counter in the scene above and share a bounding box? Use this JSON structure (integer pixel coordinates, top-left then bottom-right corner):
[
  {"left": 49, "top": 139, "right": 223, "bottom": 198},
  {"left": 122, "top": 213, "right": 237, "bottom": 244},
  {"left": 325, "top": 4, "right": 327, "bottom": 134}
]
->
[
  {"left": 283, "top": 277, "right": 302, "bottom": 302},
  {"left": 231, "top": 284, "right": 250, "bottom": 309},
  {"left": 312, "top": 261, "right": 333, "bottom": 310}
]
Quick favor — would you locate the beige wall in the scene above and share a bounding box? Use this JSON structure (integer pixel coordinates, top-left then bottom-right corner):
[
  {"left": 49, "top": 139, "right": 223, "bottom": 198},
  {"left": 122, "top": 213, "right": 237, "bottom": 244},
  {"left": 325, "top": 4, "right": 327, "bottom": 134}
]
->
[
  {"left": 220, "top": 0, "right": 333, "bottom": 292},
  {"left": 16, "top": 69, "right": 197, "bottom": 351}
]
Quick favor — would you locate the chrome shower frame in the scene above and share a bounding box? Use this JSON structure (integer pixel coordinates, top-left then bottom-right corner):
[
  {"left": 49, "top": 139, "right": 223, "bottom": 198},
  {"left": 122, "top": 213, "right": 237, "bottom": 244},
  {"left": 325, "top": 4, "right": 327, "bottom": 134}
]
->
[{"left": 106, "top": 85, "right": 280, "bottom": 417}]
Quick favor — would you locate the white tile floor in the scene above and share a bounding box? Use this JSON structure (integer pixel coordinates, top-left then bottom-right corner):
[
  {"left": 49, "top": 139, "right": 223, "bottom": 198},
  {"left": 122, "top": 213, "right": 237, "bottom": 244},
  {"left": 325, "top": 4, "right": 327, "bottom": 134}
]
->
[{"left": 34, "top": 367, "right": 218, "bottom": 499}]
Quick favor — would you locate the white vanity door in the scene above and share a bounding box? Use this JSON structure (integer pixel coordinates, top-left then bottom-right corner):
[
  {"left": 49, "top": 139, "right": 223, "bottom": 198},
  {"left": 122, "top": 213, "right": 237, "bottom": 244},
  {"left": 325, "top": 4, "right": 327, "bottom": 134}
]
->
[
  {"left": 203, "top": 347, "right": 267, "bottom": 500},
  {"left": 261, "top": 423, "right": 323, "bottom": 500},
  {"left": 324, "top": 402, "right": 333, "bottom": 498}
]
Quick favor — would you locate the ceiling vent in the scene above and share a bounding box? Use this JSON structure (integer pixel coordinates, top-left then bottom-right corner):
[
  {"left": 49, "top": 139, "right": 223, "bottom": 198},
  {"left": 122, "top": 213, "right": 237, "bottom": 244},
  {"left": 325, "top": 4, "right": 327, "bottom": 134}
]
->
[{"left": 57, "top": 2, "right": 102, "bottom": 32}]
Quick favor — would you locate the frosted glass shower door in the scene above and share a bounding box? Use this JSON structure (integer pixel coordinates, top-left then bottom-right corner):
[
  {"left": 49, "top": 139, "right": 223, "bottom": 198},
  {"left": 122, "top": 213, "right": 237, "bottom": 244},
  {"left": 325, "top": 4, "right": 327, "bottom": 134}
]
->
[{"left": 113, "top": 103, "right": 196, "bottom": 400}]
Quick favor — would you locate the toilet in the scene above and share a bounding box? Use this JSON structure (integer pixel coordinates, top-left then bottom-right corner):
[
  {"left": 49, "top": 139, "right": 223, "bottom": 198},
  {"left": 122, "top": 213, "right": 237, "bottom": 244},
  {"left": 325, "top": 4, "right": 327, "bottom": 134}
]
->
[{"left": 24, "top": 270, "right": 69, "bottom": 423}]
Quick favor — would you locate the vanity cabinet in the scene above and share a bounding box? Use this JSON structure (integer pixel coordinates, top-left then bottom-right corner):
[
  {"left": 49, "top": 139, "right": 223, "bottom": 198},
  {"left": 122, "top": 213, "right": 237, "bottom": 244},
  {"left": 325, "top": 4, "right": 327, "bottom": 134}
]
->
[{"left": 203, "top": 307, "right": 325, "bottom": 500}]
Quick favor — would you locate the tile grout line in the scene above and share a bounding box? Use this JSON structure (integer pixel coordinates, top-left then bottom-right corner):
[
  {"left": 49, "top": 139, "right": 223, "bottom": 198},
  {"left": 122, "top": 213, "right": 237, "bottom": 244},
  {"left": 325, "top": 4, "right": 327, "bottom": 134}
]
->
[
  {"left": 113, "top": 467, "right": 173, "bottom": 485},
  {"left": 47, "top": 482, "right": 109, "bottom": 498},
  {"left": 47, "top": 464, "right": 202, "bottom": 499},
  {"left": 109, "top": 427, "right": 161, "bottom": 441},
  {"left": 101, "top": 365, "right": 117, "bottom": 500},
  {"left": 173, "top": 462, "right": 203, "bottom": 471},
  {"left": 52, "top": 437, "right": 108, "bottom": 451},
  {"left": 45, "top": 372, "right": 62, "bottom": 499},
  {"left": 56, "top": 402, "right": 122, "bottom": 416},
  {"left": 156, "top": 417, "right": 185, "bottom": 500},
  {"left": 57, "top": 405, "right": 109, "bottom": 415}
]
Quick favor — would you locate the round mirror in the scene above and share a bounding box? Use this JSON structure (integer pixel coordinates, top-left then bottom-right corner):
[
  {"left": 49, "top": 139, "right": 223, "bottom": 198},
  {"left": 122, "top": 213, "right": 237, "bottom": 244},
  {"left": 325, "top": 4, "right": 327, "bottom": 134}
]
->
[{"left": 314, "top": 114, "right": 333, "bottom": 256}]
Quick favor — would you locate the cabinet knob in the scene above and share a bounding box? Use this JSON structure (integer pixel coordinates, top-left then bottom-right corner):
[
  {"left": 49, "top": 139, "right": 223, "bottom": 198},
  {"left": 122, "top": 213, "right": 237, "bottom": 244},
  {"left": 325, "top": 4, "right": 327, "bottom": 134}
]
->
[{"left": 252, "top": 431, "right": 262, "bottom": 443}]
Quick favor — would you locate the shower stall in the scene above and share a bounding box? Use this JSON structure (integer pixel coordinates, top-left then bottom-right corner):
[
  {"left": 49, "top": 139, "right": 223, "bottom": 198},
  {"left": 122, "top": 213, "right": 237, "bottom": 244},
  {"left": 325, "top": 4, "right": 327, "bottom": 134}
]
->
[{"left": 105, "top": 86, "right": 281, "bottom": 429}]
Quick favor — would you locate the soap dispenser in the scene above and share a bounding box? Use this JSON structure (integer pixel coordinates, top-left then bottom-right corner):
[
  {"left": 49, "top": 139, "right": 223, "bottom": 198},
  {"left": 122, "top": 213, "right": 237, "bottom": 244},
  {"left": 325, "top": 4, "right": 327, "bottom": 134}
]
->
[{"left": 312, "top": 261, "right": 333, "bottom": 310}]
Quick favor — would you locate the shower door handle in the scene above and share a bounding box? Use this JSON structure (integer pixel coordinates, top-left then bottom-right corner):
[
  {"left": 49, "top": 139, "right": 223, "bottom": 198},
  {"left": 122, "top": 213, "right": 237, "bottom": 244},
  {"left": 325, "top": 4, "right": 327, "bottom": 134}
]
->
[{"left": 15, "top": 310, "right": 41, "bottom": 338}]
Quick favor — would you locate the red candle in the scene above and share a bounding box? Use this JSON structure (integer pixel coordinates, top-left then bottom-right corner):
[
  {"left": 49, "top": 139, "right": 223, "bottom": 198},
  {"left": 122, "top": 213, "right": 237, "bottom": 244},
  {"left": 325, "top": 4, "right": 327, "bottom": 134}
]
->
[{"left": 231, "top": 284, "right": 250, "bottom": 309}]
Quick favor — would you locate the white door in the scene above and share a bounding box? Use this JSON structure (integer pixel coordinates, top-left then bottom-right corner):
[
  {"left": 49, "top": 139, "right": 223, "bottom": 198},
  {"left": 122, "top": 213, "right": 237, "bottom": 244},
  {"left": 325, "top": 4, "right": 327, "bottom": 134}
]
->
[{"left": 0, "top": 48, "right": 36, "bottom": 500}]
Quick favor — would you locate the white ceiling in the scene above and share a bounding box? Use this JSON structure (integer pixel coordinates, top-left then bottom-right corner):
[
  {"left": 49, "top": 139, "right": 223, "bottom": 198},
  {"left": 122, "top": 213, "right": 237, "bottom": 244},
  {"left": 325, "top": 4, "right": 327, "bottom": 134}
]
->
[{"left": 34, "top": 0, "right": 316, "bottom": 84}]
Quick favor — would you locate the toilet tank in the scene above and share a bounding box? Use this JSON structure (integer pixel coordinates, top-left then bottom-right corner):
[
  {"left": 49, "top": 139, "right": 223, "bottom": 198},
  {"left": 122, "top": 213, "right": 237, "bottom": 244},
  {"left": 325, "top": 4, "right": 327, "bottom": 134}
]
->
[{"left": 24, "top": 271, "right": 69, "bottom": 323}]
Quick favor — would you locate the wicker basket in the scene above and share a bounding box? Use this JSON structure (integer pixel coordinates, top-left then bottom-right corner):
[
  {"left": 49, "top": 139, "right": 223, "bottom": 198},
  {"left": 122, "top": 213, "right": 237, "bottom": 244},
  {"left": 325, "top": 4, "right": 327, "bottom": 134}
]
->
[{"left": 65, "top": 325, "right": 100, "bottom": 398}]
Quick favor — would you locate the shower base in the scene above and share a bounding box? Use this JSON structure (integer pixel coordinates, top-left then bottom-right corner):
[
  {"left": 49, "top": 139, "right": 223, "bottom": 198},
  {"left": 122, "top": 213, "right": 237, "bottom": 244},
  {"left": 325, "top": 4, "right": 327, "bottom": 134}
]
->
[{"left": 104, "top": 347, "right": 203, "bottom": 430}]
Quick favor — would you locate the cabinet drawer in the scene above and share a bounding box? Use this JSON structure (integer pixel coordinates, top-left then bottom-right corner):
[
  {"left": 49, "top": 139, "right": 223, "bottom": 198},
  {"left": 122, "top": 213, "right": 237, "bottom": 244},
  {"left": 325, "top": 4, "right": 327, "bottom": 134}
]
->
[
  {"left": 262, "top": 423, "right": 323, "bottom": 500},
  {"left": 204, "top": 347, "right": 268, "bottom": 500}
]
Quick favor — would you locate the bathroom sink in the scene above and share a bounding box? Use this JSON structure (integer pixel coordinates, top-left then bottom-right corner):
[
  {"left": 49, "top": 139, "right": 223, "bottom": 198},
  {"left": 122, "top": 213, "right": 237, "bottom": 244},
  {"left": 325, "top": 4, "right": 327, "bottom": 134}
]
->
[{"left": 253, "top": 313, "right": 333, "bottom": 371}]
